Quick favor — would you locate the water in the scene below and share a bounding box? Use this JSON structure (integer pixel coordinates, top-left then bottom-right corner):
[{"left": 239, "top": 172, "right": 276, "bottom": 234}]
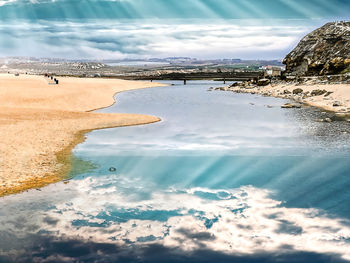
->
[{"left": 1, "top": 80, "right": 350, "bottom": 262}]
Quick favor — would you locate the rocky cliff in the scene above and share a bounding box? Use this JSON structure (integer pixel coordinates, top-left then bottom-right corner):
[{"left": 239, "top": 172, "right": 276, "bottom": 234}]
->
[{"left": 283, "top": 21, "right": 350, "bottom": 76}]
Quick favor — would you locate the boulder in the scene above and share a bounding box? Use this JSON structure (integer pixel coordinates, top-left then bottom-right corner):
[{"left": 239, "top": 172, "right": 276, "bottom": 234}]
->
[
  {"left": 257, "top": 78, "right": 270, "bottom": 86},
  {"left": 281, "top": 103, "right": 302, "bottom": 109},
  {"left": 335, "top": 113, "right": 347, "bottom": 118},
  {"left": 293, "top": 88, "right": 303, "bottom": 94},
  {"left": 311, "top": 89, "right": 327, "bottom": 96},
  {"left": 215, "top": 87, "right": 226, "bottom": 91},
  {"left": 316, "top": 118, "right": 333, "bottom": 123},
  {"left": 324, "top": 91, "right": 333, "bottom": 97}
]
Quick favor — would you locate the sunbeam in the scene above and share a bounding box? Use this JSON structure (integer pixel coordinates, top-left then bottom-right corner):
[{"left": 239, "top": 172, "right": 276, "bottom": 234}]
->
[{"left": 0, "top": 0, "right": 349, "bottom": 20}]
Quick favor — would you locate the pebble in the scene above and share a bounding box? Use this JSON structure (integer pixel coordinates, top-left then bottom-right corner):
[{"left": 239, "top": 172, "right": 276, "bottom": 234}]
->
[{"left": 109, "top": 167, "right": 117, "bottom": 172}]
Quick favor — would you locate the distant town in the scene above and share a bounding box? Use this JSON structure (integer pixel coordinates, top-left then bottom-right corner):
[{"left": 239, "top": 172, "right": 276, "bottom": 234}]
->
[{"left": 0, "top": 56, "right": 284, "bottom": 80}]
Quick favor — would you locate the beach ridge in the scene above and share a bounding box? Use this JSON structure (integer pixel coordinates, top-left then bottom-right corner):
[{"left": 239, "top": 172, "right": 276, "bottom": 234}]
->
[{"left": 0, "top": 74, "right": 165, "bottom": 197}]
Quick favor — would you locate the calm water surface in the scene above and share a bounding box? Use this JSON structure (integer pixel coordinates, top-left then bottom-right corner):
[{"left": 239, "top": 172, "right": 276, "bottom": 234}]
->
[{"left": 1, "top": 80, "right": 350, "bottom": 262}]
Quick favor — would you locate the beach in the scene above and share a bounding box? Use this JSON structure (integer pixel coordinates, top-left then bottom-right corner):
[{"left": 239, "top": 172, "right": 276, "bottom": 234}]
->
[
  {"left": 228, "top": 82, "right": 350, "bottom": 114},
  {"left": 0, "top": 74, "right": 165, "bottom": 197}
]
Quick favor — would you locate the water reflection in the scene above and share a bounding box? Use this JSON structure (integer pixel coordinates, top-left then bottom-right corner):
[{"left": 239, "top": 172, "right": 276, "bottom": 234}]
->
[{"left": 1, "top": 176, "right": 350, "bottom": 262}]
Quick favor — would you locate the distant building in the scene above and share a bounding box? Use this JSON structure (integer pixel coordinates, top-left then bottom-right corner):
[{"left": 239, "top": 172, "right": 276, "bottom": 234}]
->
[{"left": 261, "top": 65, "right": 285, "bottom": 77}]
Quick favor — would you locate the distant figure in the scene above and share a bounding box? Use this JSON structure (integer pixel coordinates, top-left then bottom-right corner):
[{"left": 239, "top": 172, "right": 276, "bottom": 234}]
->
[
  {"left": 51, "top": 76, "right": 53, "bottom": 80},
  {"left": 224, "top": 78, "right": 226, "bottom": 84},
  {"left": 184, "top": 79, "right": 187, "bottom": 85},
  {"left": 55, "top": 79, "right": 59, "bottom": 84}
]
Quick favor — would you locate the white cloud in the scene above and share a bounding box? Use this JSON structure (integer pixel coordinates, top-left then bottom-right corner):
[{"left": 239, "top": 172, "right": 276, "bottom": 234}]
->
[{"left": 0, "top": 20, "right": 316, "bottom": 59}]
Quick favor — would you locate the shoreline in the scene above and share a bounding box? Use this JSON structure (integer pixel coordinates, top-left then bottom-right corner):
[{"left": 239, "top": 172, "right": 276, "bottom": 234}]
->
[
  {"left": 223, "top": 81, "right": 350, "bottom": 118},
  {"left": 0, "top": 74, "right": 165, "bottom": 197}
]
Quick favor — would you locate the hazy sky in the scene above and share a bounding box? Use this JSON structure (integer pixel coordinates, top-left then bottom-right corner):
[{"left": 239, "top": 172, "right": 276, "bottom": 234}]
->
[{"left": 0, "top": 0, "right": 348, "bottom": 60}]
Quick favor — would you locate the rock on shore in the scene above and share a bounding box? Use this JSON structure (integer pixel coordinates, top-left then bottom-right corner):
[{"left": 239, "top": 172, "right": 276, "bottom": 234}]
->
[{"left": 283, "top": 21, "right": 350, "bottom": 76}]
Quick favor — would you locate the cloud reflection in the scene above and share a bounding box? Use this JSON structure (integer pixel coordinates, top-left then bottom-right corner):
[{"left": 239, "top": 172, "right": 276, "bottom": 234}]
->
[{"left": 1, "top": 175, "right": 349, "bottom": 261}]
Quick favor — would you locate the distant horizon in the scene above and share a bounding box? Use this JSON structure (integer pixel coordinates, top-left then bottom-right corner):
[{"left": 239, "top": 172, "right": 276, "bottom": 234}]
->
[{"left": 0, "top": 56, "right": 285, "bottom": 62}]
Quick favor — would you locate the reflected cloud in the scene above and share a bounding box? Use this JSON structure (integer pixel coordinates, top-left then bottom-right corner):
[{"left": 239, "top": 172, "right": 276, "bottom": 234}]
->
[{"left": 1, "top": 175, "right": 350, "bottom": 261}]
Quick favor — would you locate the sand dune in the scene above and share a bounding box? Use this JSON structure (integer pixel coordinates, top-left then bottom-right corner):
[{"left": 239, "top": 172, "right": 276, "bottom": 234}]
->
[{"left": 0, "top": 74, "right": 165, "bottom": 196}]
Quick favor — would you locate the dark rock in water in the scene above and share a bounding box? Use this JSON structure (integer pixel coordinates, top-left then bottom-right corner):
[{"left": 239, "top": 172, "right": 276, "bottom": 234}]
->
[
  {"left": 215, "top": 87, "right": 225, "bottom": 91},
  {"left": 335, "top": 113, "right": 347, "bottom": 118},
  {"left": 257, "top": 78, "right": 270, "bottom": 86},
  {"left": 283, "top": 21, "right": 350, "bottom": 76},
  {"left": 293, "top": 88, "right": 303, "bottom": 94},
  {"left": 281, "top": 103, "right": 302, "bottom": 109},
  {"left": 316, "top": 117, "right": 333, "bottom": 123},
  {"left": 109, "top": 167, "right": 117, "bottom": 172},
  {"left": 311, "top": 89, "right": 327, "bottom": 96}
]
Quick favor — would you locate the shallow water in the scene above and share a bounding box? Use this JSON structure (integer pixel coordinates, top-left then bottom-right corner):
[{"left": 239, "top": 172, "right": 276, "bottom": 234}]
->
[{"left": 1, "top": 80, "right": 350, "bottom": 262}]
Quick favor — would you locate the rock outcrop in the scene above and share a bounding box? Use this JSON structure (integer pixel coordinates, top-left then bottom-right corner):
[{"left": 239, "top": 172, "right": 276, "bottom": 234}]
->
[{"left": 283, "top": 21, "right": 350, "bottom": 76}]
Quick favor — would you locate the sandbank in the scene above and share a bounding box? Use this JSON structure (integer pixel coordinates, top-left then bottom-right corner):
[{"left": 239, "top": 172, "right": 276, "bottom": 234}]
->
[{"left": 0, "top": 74, "right": 165, "bottom": 196}]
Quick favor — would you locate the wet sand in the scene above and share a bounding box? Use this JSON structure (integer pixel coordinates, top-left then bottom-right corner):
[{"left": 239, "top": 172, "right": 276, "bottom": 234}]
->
[{"left": 0, "top": 74, "right": 165, "bottom": 196}]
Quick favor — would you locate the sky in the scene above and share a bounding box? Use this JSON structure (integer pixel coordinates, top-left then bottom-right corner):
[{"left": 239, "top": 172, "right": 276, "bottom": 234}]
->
[{"left": 0, "top": 0, "right": 349, "bottom": 60}]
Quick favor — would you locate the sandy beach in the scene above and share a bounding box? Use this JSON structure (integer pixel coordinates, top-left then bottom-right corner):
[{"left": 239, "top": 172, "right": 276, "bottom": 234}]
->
[
  {"left": 228, "top": 82, "right": 350, "bottom": 114},
  {"left": 0, "top": 74, "right": 165, "bottom": 197}
]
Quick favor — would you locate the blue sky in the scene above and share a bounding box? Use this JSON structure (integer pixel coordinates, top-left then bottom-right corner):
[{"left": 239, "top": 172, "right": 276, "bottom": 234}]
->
[{"left": 0, "top": 0, "right": 348, "bottom": 60}]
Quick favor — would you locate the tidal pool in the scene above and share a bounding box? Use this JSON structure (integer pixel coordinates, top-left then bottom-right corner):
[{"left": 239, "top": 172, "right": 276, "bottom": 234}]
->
[{"left": 1, "top": 80, "right": 350, "bottom": 262}]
